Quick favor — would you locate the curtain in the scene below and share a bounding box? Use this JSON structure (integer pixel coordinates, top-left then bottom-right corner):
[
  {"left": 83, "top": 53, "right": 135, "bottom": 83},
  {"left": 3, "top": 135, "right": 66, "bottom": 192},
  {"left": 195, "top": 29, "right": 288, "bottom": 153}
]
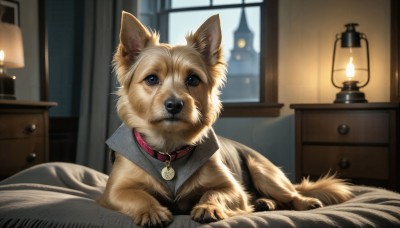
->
[{"left": 76, "top": 0, "right": 138, "bottom": 173}]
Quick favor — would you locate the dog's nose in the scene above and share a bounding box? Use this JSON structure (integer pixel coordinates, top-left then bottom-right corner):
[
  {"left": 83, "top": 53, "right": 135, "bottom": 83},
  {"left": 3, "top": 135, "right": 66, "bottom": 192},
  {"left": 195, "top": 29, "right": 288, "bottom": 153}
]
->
[{"left": 164, "top": 98, "right": 184, "bottom": 115}]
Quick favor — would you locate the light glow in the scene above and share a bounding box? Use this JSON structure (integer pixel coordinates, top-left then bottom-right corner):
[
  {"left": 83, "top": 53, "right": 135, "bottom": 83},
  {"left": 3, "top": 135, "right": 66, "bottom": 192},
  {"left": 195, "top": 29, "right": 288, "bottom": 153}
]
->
[
  {"left": 237, "top": 38, "right": 246, "bottom": 48},
  {"left": 0, "top": 50, "right": 4, "bottom": 63},
  {"left": 345, "top": 57, "right": 355, "bottom": 80}
]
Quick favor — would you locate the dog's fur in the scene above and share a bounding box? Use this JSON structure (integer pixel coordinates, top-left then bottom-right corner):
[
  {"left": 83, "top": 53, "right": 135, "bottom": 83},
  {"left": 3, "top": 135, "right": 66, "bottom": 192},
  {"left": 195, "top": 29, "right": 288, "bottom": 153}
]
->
[{"left": 98, "top": 12, "right": 353, "bottom": 227}]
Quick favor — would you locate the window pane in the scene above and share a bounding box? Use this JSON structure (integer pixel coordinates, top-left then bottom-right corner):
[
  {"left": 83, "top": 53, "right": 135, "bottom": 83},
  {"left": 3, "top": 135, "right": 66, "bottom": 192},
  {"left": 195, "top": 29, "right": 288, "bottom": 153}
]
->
[
  {"left": 245, "top": 0, "right": 263, "bottom": 3},
  {"left": 168, "top": 7, "right": 261, "bottom": 102},
  {"left": 213, "top": 0, "right": 263, "bottom": 5},
  {"left": 171, "top": 0, "right": 210, "bottom": 8},
  {"left": 213, "top": 0, "right": 243, "bottom": 5}
]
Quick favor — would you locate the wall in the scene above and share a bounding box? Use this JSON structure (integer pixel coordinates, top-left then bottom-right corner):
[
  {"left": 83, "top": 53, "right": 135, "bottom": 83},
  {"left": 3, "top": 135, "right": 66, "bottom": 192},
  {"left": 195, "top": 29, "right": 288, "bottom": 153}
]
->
[
  {"left": 279, "top": 0, "right": 390, "bottom": 111},
  {"left": 214, "top": 0, "right": 390, "bottom": 181},
  {"left": 7, "top": 0, "right": 41, "bottom": 101}
]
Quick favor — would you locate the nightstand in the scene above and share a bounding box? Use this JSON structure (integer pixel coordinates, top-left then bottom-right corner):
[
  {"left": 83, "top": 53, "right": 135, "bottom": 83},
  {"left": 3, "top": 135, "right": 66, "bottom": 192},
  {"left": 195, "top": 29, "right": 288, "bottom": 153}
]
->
[
  {"left": 290, "top": 103, "right": 399, "bottom": 191},
  {"left": 0, "top": 100, "right": 57, "bottom": 179}
]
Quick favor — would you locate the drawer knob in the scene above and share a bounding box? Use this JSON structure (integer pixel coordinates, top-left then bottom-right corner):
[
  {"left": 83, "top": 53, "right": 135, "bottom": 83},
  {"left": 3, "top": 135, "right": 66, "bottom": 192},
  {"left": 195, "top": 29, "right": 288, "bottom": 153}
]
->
[
  {"left": 26, "top": 124, "right": 37, "bottom": 133},
  {"left": 337, "top": 124, "right": 350, "bottom": 135},
  {"left": 339, "top": 158, "right": 350, "bottom": 169},
  {"left": 27, "top": 153, "right": 37, "bottom": 162}
]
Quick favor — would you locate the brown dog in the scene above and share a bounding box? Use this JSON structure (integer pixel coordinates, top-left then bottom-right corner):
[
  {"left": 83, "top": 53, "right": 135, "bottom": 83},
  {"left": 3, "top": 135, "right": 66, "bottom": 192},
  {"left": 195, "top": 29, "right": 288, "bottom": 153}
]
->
[{"left": 98, "top": 11, "right": 353, "bottom": 227}]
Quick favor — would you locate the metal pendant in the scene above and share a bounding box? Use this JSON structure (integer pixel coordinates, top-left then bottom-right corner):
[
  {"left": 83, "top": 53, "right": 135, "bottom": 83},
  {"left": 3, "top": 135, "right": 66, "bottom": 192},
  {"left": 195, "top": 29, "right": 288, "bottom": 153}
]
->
[
  {"left": 161, "top": 159, "right": 175, "bottom": 180},
  {"left": 161, "top": 166, "right": 175, "bottom": 180}
]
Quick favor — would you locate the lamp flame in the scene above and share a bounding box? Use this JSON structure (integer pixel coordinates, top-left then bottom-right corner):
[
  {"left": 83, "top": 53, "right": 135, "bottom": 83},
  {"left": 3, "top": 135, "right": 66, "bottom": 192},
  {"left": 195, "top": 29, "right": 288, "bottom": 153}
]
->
[
  {"left": 345, "top": 57, "right": 355, "bottom": 79},
  {"left": 0, "top": 50, "right": 4, "bottom": 63}
]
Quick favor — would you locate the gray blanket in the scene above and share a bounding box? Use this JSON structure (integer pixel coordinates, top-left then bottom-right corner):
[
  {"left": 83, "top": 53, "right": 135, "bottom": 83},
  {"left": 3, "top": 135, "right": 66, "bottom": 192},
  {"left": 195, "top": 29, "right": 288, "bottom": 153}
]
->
[{"left": 0, "top": 162, "right": 399, "bottom": 228}]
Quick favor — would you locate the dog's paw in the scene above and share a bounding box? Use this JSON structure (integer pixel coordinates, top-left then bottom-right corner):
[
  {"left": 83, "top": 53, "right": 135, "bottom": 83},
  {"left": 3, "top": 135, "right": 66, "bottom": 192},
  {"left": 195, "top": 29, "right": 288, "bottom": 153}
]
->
[
  {"left": 292, "top": 196, "right": 323, "bottom": 211},
  {"left": 132, "top": 206, "right": 173, "bottom": 228},
  {"left": 254, "top": 198, "right": 278, "bottom": 211},
  {"left": 191, "top": 203, "right": 227, "bottom": 224}
]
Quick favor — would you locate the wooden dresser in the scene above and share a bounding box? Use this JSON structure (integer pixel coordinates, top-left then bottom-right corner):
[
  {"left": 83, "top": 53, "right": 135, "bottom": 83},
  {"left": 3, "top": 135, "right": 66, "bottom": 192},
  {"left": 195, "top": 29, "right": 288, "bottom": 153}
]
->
[
  {"left": 0, "top": 100, "right": 57, "bottom": 179},
  {"left": 290, "top": 103, "right": 399, "bottom": 191}
]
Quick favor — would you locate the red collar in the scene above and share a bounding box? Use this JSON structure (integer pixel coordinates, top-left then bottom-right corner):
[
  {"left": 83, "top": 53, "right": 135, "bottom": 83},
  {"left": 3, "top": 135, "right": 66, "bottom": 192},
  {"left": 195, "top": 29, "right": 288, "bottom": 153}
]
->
[{"left": 133, "top": 130, "right": 195, "bottom": 162}]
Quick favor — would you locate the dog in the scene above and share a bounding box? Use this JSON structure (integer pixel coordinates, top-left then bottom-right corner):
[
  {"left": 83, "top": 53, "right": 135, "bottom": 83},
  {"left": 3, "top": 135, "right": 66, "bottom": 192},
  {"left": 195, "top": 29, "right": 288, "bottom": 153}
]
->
[{"left": 97, "top": 11, "right": 353, "bottom": 227}]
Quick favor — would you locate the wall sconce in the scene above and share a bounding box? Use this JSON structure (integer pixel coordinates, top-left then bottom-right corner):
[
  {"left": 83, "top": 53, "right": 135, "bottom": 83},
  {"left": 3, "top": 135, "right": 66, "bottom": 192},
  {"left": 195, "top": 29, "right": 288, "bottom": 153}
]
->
[
  {"left": 331, "top": 23, "right": 370, "bottom": 103},
  {"left": 0, "top": 22, "right": 25, "bottom": 99}
]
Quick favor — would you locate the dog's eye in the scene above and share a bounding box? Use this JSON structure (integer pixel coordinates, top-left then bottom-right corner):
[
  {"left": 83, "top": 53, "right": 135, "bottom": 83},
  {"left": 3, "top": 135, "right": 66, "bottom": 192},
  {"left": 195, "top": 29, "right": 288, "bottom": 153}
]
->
[
  {"left": 186, "top": 74, "right": 201, "bottom": 87},
  {"left": 144, "top": 75, "right": 160, "bottom": 86}
]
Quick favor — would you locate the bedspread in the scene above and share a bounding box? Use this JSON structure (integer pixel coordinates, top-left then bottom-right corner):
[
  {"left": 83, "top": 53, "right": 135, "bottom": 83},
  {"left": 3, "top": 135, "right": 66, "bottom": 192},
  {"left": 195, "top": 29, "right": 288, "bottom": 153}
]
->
[{"left": 1, "top": 162, "right": 400, "bottom": 228}]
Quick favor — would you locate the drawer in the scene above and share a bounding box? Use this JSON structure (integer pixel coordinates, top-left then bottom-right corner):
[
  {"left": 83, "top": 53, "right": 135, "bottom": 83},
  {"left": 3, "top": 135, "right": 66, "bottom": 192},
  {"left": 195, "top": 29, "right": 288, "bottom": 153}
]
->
[
  {"left": 0, "top": 138, "right": 45, "bottom": 176},
  {"left": 302, "top": 111, "right": 389, "bottom": 143},
  {"left": 302, "top": 145, "right": 389, "bottom": 180},
  {"left": 0, "top": 114, "right": 44, "bottom": 139}
]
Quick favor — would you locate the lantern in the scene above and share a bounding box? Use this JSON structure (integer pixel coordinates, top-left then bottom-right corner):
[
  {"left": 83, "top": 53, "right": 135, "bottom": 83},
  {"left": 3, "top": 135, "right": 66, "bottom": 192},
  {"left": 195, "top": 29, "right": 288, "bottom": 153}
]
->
[{"left": 331, "top": 23, "right": 370, "bottom": 103}]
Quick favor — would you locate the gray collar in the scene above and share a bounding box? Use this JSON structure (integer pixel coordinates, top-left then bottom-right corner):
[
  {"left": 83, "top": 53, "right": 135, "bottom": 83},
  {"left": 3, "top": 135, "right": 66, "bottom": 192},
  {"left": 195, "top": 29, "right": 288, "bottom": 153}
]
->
[{"left": 106, "top": 124, "right": 220, "bottom": 197}]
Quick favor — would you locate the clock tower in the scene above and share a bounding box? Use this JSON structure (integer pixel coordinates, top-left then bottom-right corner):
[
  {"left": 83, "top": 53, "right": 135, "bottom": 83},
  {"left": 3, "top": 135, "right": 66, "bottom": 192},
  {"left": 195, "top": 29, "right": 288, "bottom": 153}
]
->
[{"left": 221, "top": 8, "right": 260, "bottom": 102}]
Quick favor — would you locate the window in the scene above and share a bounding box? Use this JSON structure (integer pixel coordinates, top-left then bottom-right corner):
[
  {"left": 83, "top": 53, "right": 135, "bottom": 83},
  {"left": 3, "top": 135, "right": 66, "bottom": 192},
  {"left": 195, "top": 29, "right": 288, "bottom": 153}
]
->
[{"left": 139, "top": 0, "right": 282, "bottom": 116}]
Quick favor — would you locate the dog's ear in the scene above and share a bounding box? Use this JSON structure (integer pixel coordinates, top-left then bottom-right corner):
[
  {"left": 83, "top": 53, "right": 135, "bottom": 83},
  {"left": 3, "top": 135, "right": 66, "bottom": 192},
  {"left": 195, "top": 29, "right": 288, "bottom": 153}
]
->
[
  {"left": 119, "top": 11, "right": 152, "bottom": 61},
  {"left": 186, "top": 14, "right": 223, "bottom": 66}
]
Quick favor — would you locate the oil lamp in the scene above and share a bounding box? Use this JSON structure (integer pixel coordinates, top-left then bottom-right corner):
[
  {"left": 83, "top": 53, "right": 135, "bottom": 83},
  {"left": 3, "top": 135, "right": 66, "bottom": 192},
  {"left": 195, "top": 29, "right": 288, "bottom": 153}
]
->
[{"left": 331, "top": 23, "right": 370, "bottom": 103}]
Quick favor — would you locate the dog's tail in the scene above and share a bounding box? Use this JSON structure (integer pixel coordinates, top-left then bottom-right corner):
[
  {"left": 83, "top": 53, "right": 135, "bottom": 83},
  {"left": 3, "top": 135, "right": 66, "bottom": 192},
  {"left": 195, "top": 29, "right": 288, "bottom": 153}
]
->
[{"left": 295, "top": 174, "right": 354, "bottom": 206}]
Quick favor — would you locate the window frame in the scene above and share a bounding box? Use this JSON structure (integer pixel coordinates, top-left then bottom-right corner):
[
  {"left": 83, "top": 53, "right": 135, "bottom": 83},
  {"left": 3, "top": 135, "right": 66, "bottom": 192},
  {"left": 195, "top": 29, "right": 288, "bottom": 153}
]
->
[{"left": 157, "top": 0, "right": 282, "bottom": 117}]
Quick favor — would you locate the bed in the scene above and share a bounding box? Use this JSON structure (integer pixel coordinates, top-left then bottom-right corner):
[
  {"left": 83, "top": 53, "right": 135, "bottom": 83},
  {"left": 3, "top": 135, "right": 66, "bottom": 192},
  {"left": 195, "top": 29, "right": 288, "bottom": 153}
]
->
[{"left": 0, "top": 162, "right": 399, "bottom": 228}]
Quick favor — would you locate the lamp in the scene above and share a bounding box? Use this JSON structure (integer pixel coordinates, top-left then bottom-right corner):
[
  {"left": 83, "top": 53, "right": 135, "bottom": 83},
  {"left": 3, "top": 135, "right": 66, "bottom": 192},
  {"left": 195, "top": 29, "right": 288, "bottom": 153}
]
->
[
  {"left": 0, "top": 22, "right": 24, "bottom": 99},
  {"left": 331, "top": 23, "right": 370, "bottom": 103}
]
